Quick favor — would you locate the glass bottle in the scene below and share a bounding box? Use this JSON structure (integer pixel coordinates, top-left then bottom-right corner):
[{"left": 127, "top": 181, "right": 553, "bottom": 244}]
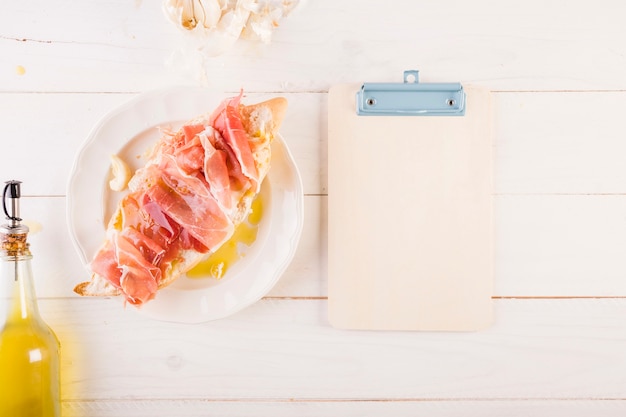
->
[{"left": 0, "top": 181, "right": 60, "bottom": 417}]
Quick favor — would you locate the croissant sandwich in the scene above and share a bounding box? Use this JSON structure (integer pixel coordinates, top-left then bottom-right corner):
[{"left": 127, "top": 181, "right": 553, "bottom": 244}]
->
[{"left": 74, "top": 92, "right": 288, "bottom": 305}]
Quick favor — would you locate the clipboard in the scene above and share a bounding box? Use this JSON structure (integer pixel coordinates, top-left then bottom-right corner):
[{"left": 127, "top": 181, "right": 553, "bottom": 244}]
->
[{"left": 327, "top": 71, "right": 493, "bottom": 331}]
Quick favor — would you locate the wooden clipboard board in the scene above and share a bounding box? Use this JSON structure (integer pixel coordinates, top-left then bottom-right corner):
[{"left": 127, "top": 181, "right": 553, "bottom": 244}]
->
[{"left": 327, "top": 71, "right": 493, "bottom": 331}]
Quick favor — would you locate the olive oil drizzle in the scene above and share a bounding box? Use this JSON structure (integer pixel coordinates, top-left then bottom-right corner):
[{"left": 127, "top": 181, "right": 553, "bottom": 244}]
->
[{"left": 187, "top": 195, "right": 263, "bottom": 279}]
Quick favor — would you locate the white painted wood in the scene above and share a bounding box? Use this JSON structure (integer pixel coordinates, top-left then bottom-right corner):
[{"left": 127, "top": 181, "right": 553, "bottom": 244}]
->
[
  {"left": 60, "top": 399, "right": 626, "bottom": 417},
  {"left": 495, "top": 92, "right": 626, "bottom": 194},
  {"left": 0, "top": 92, "right": 324, "bottom": 196},
  {"left": 5, "top": 91, "right": 626, "bottom": 197},
  {"left": 41, "top": 298, "right": 626, "bottom": 400},
  {"left": 495, "top": 194, "right": 626, "bottom": 296},
  {"left": 2, "top": 1, "right": 626, "bottom": 92},
  {"left": 21, "top": 193, "right": 626, "bottom": 299},
  {"left": 0, "top": 93, "right": 131, "bottom": 196},
  {"left": 3, "top": 0, "right": 626, "bottom": 413}
]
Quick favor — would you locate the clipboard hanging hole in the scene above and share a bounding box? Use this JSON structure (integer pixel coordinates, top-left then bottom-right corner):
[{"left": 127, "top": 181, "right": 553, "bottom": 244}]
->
[
  {"left": 366, "top": 97, "right": 377, "bottom": 106},
  {"left": 403, "top": 70, "right": 419, "bottom": 84}
]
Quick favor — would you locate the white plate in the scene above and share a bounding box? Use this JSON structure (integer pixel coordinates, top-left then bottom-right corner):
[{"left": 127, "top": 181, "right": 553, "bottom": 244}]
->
[{"left": 67, "top": 87, "right": 304, "bottom": 323}]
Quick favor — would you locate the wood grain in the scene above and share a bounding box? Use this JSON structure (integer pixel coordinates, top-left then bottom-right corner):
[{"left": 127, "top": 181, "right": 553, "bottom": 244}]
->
[
  {"left": 60, "top": 399, "right": 626, "bottom": 417},
  {"left": 2, "top": 1, "right": 626, "bottom": 92},
  {"left": 21, "top": 193, "right": 626, "bottom": 299},
  {"left": 3, "top": 0, "right": 626, "bottom": 414},
  {"left": 3, "top": 91, "right": 626, "bottom": 197},
  {"left": 43, "top": 298, "right": 626, "bottom": 401}
]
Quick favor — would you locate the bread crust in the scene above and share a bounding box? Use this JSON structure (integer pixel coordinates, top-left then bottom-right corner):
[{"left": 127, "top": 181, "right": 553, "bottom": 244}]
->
[{"left": 74, "top": 96, "right": 287, "bottom": 299}]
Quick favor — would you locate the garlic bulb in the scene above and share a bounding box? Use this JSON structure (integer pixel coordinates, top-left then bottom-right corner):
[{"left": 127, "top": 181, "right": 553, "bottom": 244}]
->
[
  {"left": 163, "top": 0, "right": 302, "bottom": 56},
  {"left": 164, "top": 0, "right": 222, "bottom": 30}
]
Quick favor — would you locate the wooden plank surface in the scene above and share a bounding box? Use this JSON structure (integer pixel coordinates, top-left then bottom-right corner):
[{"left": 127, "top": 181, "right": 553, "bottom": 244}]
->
[
  {"left": 494, "top": 92, "right": 626, "bottom": 194},
  {"left": 20, "top": 193, "right": 626, "bottom": 299},
  {"left": 0, "top": 92, "right": 324, "bottom": 197},
  {"left": 2, "top": 1, "right": 626, "bottom": 92},
  {"left": 3, "top": 91, "right": 626, "bottom": 197},
  {"left": 3, "top": 0, "right": 626, "bottom": 415},
  {"left": 60, "top": 399, "right": 626, "bottom": 417},
  {"left": 44, "top": 298, "right": 626, "bottom": 401}
]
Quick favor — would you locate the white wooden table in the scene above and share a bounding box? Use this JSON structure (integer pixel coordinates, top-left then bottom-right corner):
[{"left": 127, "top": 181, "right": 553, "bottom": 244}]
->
[{"left": 2, "top": 1, "right": 626, "bottom": 415}]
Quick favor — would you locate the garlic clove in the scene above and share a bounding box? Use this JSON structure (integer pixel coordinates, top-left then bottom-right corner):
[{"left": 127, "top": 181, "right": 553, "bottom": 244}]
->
[
  {"left": 109, "top": 154, "right": 132, "bottom": 192},
  {"left": 198, "top": 0, "right": 221, "bottom": 29},
  {"left": 181, "top": 0, "right": 198, "bottom": 30}
]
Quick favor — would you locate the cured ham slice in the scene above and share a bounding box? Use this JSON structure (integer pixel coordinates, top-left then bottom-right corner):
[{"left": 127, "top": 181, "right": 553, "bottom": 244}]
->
[
  {"left": 90, "top": 242, "right": 122, "bottom": 288},
  {"left": 199, "top": 129, "right": 232, "bottom": 211},
  {"left": 145, "top": 158, "right": 233, "bottom": 252},
  {"left": 121, "top": 227, "right": 165, "bottom": 266},
  {"left": 173, "top": 134, "right": 205, "bottom": 174},
  {"left": 210, "top": 92, "right": 260, "bottom": 191},
  {"left": 74, "top": 93, "right": 288, "bottom": 305},
  {"left": 114, "top": 231, "right": 161, "bottom": 305}
]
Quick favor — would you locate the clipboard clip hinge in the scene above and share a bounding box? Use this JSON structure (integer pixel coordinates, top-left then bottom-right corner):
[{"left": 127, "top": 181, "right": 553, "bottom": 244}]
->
[{"left": 356, "top": 70, "right": 466, "bottom": 116}]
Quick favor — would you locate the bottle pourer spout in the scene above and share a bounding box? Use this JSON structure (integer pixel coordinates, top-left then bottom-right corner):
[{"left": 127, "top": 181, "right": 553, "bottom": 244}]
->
[{"left": 2, "top": 181, "right": 28, "bottom": 233}]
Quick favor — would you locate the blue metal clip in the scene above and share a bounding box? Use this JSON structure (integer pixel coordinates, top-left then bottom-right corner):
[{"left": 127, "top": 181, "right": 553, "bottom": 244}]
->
[{"left": 356, "top": 70, "right": 466, "bottom": 116}]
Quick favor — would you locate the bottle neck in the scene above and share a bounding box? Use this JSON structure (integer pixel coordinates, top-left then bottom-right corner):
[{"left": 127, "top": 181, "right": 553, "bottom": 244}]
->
[{"left": 0, "top": 254, "right": 40, "bottom": 323}]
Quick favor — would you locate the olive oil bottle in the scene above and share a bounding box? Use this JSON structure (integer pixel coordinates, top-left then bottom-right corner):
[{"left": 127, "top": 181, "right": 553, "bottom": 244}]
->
[{"left": 0, "top": 181, "right": 60, "bottom": 417}]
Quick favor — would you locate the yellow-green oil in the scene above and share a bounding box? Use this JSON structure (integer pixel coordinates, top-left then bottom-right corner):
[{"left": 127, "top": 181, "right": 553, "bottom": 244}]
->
[
  {"left": 0, "top": 282, "right": 60, "bottom": 417},
  {"left": 187, "top": 195, "right": 263, "bottom": 279}
]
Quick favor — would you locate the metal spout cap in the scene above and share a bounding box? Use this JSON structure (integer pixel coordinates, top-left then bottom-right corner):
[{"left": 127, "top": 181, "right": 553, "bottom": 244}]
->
[{"left": 2, "top": 180, "right": 29, "bottom": 235}]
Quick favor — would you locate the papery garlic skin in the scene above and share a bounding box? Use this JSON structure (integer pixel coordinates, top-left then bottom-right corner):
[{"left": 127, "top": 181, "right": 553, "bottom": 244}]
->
[
  {"left": 163, "top": 0, "right": 302, "bottom": 56},
  {"left": 200, "top": 0, "right": 222, "bottom": 28}
]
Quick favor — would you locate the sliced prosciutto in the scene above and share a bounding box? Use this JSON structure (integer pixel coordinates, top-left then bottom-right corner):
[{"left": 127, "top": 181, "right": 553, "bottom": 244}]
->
[
  {"left": 199, "top": 128, "right": 232, "bottom": 210},
  {"left": 114, "top": 231, "right": 161, "bottom": 305},
  {"left": 210, "top": 92, "right": 260, "bottom": 191},
  {"left": 145, "top": 156, "right": 233, "bottom": 251},
  {"left": 90, "top": 242, "right": 122, "bottom": 289}
]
